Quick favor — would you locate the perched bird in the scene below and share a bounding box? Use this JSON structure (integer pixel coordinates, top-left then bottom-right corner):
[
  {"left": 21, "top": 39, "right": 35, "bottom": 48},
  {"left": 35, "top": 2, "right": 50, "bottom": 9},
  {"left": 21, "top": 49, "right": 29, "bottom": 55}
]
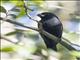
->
[{"left": 37, "top": 12, "right": 63, "bottom": 51}]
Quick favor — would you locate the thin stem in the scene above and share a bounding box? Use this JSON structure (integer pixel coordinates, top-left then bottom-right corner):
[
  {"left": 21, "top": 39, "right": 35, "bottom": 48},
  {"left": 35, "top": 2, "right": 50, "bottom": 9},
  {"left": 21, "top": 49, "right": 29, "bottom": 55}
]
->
[
  {"left": 0, "top": 35, "right": 17, "bottom": 45},
  {"left": 62, "top": 37, "right": 80, "bottom": 47},
  {"left": 0, "top": 35, "right": 28, "bottom": 47},
  {"left": 23, "top": 1, "right": 39, "bottom": 23}
]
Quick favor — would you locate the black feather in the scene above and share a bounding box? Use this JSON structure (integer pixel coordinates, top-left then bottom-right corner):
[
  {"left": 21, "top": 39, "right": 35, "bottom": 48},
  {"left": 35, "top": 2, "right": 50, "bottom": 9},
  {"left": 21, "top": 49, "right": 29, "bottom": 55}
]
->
[{"left": 38, "top": 12, "right": 63, "bottom": 51}]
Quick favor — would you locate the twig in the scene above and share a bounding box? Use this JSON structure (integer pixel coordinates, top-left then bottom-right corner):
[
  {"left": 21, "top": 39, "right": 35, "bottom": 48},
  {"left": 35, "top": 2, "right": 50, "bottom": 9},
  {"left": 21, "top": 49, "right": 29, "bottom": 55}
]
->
[
  {"left": 23, "top": 1, "right": 39, "bottom": 23},
  {"left": 0, "top": 35, "right": 17, "bottom": 45},
  {"left": 0, "top": 35, "right": 28, "bottom": 47},
  {"left": 62, "top": 37, "right": 80, "bottom": 47}
]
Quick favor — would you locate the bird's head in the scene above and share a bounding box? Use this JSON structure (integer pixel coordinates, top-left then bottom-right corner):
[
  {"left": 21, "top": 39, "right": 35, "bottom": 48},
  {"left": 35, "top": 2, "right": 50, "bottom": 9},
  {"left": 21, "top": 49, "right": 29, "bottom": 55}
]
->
[
  {"left": 37, "top": 12, "right": 53, "bottom": 20},
  {"left": 37, "top": 12, "right": 61, "bottom": 25},
  {"left": 37, "top": 12, "right": 54, "bottom": 21}
]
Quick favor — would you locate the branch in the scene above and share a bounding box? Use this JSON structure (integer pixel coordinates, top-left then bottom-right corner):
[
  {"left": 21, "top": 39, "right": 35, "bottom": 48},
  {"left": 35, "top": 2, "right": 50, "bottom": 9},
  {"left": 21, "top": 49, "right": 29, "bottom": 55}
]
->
[
  {"left": 1, "top": 17, "right": 80, "bottom": 51},
  {"left": 62, "top": 37, "right": 80, "bottom": 47},
  {"left": 0, "top": 17, "right": 39, "bottom": 31},
  {"left": 40, "top": 29, "right": 78, "bottom": 51}
]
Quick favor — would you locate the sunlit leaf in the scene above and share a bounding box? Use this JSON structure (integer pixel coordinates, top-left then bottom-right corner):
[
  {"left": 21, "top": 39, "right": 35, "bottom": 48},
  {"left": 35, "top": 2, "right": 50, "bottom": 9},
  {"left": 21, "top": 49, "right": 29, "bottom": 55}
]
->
[
  {"left": 5, "top": 31, "right": 18, "bottom": 36},
  {"left": 29, "top": 0, "right": 44, "bottom": 6},
  {"left": 0, "top": 46, "right": 14, "bottom": 52},
  {"left": 10, "top": 0, "right": 20, "bottom": 1},
  {"left": 0, "top": 6, "right": 6, "bottom": 13},
  {"left": 10, "top": 1, "right": 18, "bottom": 5},
  {"left": 17, "top": 7, "right": 25, "bottom": 17},
  {"left": 15, "top": 1, "right": 24, "bottom": 7},
  {"left": 1, "top": 0, "right": 10, "bottom": 2},
  {"left": 10, "top": 0, "right": 23, "bottom": 8},
  {"left": 70, "top": 51, "right": 80, "bottom": 57}
]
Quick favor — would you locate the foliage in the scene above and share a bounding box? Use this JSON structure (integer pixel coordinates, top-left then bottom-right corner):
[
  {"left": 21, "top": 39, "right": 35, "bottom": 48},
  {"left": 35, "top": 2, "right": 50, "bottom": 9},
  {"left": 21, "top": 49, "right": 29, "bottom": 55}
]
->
[
  {"left": 0, "top": 46, "right": 14, "bottom": 52},
  {"left": 0, "top": 5, "right": 6, "bottom": 13},
  {"left": 0, "top": 0, "right": 80, "bottom": 60}
]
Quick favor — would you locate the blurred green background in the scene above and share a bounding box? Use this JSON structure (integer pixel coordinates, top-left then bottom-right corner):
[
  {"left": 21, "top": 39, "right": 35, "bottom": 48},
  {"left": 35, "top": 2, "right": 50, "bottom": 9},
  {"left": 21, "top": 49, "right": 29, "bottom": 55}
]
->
[{"left": 0, "top": 0, "right": 80, "bottom": 60}]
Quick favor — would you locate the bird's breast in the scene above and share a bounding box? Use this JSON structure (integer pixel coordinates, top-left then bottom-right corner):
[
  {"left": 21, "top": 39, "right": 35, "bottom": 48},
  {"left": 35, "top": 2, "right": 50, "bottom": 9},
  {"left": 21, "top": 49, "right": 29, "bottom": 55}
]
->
[{"left": 43, "top": 22, "right": 62, "bottom": 38}]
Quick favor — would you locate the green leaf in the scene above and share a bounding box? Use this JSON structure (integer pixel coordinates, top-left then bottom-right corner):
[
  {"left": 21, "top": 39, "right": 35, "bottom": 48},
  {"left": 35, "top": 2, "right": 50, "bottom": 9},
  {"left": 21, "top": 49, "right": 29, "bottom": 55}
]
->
[
  {"left": 0, "top": 46, "right": 14, "bottom": 52},
  {"left": 70, "top": 51, "right": 80, "bottom": 57},
  {"left": 5, "top": 31, "right": 18, "bottom": 36},
  {"left": 16, "top": 1, "right": 24, "bottom": 7},
  {"left": 17, "top": 7, "right": 25, "bottom": 17},
  {"left": 29, "top": 0, "right": 44, "bottom": 6},
  {"left": 1, "top": 0, "right": 10, "bottom": 1},
  {"left": 10, "top": 1, "right": 26, "bottom": 18},
  {"left": 9, "top": 1, "right": 24, "bottom": 10},
  {"left": 0, "top": 6, "right": 6, "bottom": 13}
]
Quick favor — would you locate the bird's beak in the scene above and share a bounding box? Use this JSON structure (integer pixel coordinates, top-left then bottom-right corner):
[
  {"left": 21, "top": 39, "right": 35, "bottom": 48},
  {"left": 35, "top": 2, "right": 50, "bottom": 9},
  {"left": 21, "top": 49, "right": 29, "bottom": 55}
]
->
[
  {"left": 37, "top": 14, "right": 41, "bottom": 17},
  {"left": 37, "top": 14, "right": 44, "bottom": 18}
]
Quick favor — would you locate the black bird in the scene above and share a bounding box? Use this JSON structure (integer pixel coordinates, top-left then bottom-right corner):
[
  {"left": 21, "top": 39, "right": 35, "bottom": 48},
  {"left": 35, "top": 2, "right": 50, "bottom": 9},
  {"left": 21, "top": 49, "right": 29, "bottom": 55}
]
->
[{"left": 37, "top": 12, "right": 63, "bottom": 51}]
